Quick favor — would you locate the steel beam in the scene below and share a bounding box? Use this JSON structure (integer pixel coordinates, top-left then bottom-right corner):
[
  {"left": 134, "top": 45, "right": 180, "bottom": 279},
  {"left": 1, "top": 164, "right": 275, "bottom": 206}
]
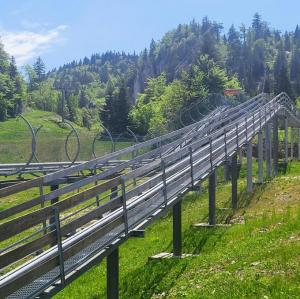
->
[
  {"left": 273, "top": 118, "right": 279, "bottom": 176},
  {"left": 258, "top": 130, "right": 263, "bottom": 183},
  {"left": 107, "top": 247, "right": 119, "bottom": 299},
  {"left": 208, "top": 170, "right": 216, "bottom": 225},
  {"left": 246, "top": 141, "right": 253, "bottom": 192},
  {"left": 231, "top": 153, "right": 238, "bottom": 210},
  {"left": 173, "top": 200, "right": 182, "bottom": 257}
]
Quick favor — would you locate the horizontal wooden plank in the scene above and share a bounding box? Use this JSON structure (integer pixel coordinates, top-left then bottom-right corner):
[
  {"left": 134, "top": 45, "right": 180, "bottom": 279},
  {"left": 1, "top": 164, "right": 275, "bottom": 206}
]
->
[
  {"left": 0, "top": 177, "right": 121, "bottom": 242},
  {"left": 55, "top": 177, "right": 121, "bottom": 212},
  {"left": 0, "top": 177, "right": 42, "bottom": 198},
  {"left": 0, "top": 232, "right": 55, "bottom": 269},
  {"left": 0, "top": 207, "right": 53, "bottom": 242},
  {"left": 0, "top": 216, "right": 124, "bottom": 297},
  {"left": 0, "top": 196, "right": 42, "bottom": 221},
  {"left": 0, "top": 196, "right": 123, "bottom": 269}
]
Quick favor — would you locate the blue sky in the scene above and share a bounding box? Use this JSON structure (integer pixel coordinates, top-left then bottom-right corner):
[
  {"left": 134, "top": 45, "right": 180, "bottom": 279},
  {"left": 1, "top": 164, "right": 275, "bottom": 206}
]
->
[{"left": 0, "top": 0, "right": 299, "bottom": 70}]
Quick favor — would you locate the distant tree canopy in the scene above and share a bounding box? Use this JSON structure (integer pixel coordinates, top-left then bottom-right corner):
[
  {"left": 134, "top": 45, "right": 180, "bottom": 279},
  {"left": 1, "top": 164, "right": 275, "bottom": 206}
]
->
[
  {"left": 1, "top": 14, "right": 300, "bottom": 136},
  {"left": 0, "top": 40, "right": 26, "bottom": 121},
  {"left": 130, "top": 55, "right": 240, "bottom": 135}
]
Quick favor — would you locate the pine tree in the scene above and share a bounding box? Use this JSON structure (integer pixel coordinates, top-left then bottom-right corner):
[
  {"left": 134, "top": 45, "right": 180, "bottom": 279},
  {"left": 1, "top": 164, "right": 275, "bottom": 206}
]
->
[
  {"left": 290, "top": 46, "right": 300, "bottom": 96},
  {"left": 149, "top": 39, "right": 157, "bottom": 76},
  {"left": 227, "top": 25, "right": 242, "bottom": 75},
  {"left": 252, "top": 13, "right": 264, "bottom": 40},
  {"left": 252, "top": 39, "right": 265, "bottom": 81},
  {"left": 284, "top": 32, "right": 291, "bottom": 51},
  {"left": 9, "top": 57, "right": 18, "bottom": 79},
  {"left": 79, "top": 88, "right": 89, "bottom": 108},
  {"left": 33, "top": 57, "right": 46, "bottom": 83},
  {"left": 274, "top": 43, "right": 293, "bottom": 98},
  {"left": 101, "top": 80, "right": 115, "bottom": 130},
  {"left": 112, "top": 79, "right": 130, "bottom": 133},
  {"left": 294, "top": 25, "right": 300, "bottom": 47}
]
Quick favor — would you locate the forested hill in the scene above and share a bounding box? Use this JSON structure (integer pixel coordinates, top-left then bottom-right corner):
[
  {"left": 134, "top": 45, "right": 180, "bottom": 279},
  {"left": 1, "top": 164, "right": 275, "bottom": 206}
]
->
[{"left": 1, "top": 14, "right": 300, "bottom": 135}]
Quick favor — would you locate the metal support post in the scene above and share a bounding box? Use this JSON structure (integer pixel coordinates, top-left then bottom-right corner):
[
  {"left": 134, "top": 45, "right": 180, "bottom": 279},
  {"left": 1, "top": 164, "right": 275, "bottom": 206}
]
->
[
  {"left": 265, "top": 124, "right": 272, "bottom": 177},
  {"left": 161, "top": 159, "right": 168, "bottom": 207},
  {"left": 224, "top": 160, "right": 231, "bottom": 181},
  {"left": 50, "top": 184, "right": 59, "bottom": 229},
  {"left": 284, "top": 117, "right": 288, "bottom": 163},
  {"left": 298, "top": 128, "right": 300, "bottom": 161},
  {"left": 107, "top": 247, "right": 119, "bottom": 299},
  {"left": 173, "top": 200, "right": 182, "bottom": 257},
  {"left": 238, "top": 148, "right": 243, "bottom": 166},
  {"left": 208, "top": 170, "right": 216, "bottom": 226},
  {"left": 224, "top": 129, "right": 230, "bottom": 181},
  {"left": 291, "top": 127, "right": 294, "bottom": 160},
  {"left": 273, "top": 117, "right": 279, "bottom": 176},
  {"left": 189, "top": 147, "right": 194, "bottom": 190},
  {"left": 231, "top": 153, "right": 238, "bottom": 210},
  {"left": 53, "top": 207, "right": 65, "bottom": 285},
  {"left": 110, "top": 186, "right": 118, "bottom": 200},
  {"left": 94, "top": 166, "right": 100, "bottom": 206},
  {"left": 121, "top": 178, "right": 128, "bottom": 236},
  {"left": 258, "top": 130, "right": 263, "bottom": 183},
  {"left": 246, "top": 141, "right": 253, "bottom": 193},
  {"left": 50, "top": 184, "right": 59, "bottom": 205}
]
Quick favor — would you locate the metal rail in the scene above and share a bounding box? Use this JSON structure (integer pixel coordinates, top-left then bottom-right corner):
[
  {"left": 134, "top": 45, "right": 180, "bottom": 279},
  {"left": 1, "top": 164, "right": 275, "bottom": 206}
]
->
[{"left": 0, "top": 92, "right": 299, "bottom": 299}]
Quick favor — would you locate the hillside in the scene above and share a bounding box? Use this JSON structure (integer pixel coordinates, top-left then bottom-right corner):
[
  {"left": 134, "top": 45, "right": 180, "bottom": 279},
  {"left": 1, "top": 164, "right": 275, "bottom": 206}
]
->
[
  {"left": 54, "top": 161, "right": 300, "bottom": 299},
  {"left": 1, "top": 14, "right": 299, "bottom": 136},
  {"left": 0, "top": 110, "right": 110, "bottom": 163},
  {"left": 30, "top": 15, "right": 300, "bottom": 134}
]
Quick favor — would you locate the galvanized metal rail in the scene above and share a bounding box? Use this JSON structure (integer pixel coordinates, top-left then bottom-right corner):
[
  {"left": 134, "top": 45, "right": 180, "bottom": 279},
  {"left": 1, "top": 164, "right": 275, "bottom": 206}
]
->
[{"left": 0, "top": 92, "right": 299, "bottom": 299}]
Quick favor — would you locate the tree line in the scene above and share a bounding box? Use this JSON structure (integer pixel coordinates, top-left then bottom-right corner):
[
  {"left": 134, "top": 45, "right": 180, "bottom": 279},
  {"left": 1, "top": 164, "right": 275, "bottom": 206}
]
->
[{"left": 1, "top": 14, "right": 300, "bottom": 135}]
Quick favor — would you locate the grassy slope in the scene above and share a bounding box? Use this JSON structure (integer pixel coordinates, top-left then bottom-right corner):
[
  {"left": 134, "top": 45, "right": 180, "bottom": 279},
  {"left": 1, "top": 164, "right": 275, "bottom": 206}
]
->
[
  {"left": 0, "top": 110, "right": 116, "bottom": 163},
  {"left": 55, "top": 162, "right": 300, "bottom": 299}
]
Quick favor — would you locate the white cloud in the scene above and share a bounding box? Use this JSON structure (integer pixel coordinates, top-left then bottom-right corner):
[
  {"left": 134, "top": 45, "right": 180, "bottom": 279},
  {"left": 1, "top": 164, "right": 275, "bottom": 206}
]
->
[
  {"left": 20, "top": 19, "right": 49, "bottom": 30},
  {"left": 0, "top": 25, "right": 68, "bottom": 65}
]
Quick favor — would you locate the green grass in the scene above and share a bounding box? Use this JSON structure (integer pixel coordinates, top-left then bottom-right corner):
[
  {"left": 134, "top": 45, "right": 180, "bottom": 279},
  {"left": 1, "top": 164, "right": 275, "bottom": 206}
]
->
[
  {"left": 54, "top": 161, "right": 300, "bottom": 299},
  {"left": 0, "top": 110, "right": 131, "bottom": 163}
]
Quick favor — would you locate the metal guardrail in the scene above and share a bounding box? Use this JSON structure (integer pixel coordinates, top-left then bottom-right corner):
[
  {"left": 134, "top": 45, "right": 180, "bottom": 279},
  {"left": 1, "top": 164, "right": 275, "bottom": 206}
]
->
[
  {"left": 0, "top": 94, "right": 255, "bottom": 176},
  {"left": 0, "top": 92, "right": 299, "bottom": 298}
]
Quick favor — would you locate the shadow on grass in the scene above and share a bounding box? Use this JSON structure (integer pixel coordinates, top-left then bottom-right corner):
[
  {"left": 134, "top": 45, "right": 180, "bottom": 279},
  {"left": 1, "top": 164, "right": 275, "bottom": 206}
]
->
[
  {"left": 181, "top": 182, "right": 268, "bottom": 255},
  {"left": 119, "top": 181, "right": 269, "bottom": 298},
  {"left": 120, "top": 258, "right": 188, "bottom": 299}
]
